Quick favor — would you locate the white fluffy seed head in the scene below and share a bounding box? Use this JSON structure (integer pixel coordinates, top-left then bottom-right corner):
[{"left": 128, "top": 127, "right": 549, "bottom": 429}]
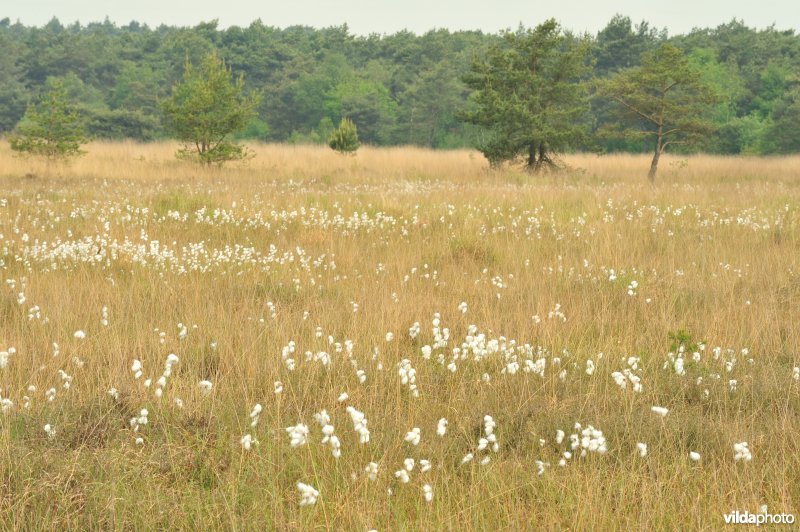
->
[
  {"left": 636, "top": 442, "right": 648, "bottom": 457},
  {"left": 651, "top": 406, "right": 669, "bottom": 417},
  {"left": 404, "top": 427, "right": 421, "bottom": 446},
  {"left": 198, "top": 380, "right": 213, "bottom": 395}
]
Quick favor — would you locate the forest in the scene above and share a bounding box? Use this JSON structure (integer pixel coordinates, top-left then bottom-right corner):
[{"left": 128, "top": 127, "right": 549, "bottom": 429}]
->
[{"left": 0, "top": 15, "right": 798, "bottom": 154}]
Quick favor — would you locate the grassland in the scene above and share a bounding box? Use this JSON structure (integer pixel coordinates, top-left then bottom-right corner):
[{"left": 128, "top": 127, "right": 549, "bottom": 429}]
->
[{"left": 1, "top": 141, "right": 799, "bottom": 529}]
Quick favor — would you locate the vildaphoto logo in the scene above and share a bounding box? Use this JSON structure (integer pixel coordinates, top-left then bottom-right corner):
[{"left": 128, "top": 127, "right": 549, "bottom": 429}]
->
[{"left": 723, "top": 509, "right": 796, "bottom": 526}]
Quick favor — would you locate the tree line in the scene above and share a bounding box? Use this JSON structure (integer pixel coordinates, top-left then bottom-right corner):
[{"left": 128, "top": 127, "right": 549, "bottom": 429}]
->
[{"left": 1, "top": 15, "right": 798, "bottom": 158}]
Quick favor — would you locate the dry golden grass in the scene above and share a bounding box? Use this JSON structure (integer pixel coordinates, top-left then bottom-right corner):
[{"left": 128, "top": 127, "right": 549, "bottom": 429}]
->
[
  {"left": 0, "top": 141, "right": 798, "bottom": 529},
  {"left": 3, "top": 140, "right": 799, "bottom": 185}
]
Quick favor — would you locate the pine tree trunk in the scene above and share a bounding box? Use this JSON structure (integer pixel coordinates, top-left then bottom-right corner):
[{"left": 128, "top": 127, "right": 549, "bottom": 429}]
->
[
  {"left": 527, "top": 142, "right": 537, "bottom": 171},
  {"left": 648, "top": 128, "right": 663, "bottom": 183}
]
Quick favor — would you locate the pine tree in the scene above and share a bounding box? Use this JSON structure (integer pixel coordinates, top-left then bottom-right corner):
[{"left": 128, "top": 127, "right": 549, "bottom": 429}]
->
[
  {"left": 161, "top": 53, "right": 259, "bottom": 165},
  {"left": 596, "top": 43, "right": 720, "bottom": 181},
  {"left": 460, "top": 20, "right": 592, "bottom": 172},
  {"left": 328, "top": 118, "right": 360, "bottom": 154},
  {"left": 9, "top": 79, "right": 87, "bottom": 158}
]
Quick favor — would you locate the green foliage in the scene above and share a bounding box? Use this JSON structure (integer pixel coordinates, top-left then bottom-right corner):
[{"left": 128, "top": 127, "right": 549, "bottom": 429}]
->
[
  {"left": 0, "top": 17, "right": 798, "bottom": 154},
  {"left": 8, "top": 79, "right": 87, "bottom": 158},
  {"left": 396, "top": 62, "right": 470, "bottom": 148},
  {"left": 161, "top": 53, "right": 259, "bottom": 165},
  {"left": 460, "top": 20, "right": 592, "bottom": 172},
  {"left": 596, "top": 43, "right": 720, "bottom": 180},
  {"left": 84, "top": 108, "right": 161, "bottom": 141},
  {"left": 109, "top": 63, "right": 164, "bottom": 115},
  {"left": 593, "top": 15, "right": 664, "bottom": 75},
  {"left": 0, "top": 33, "right": 28, "bottom": 132},
  {"left": 325, "top": 79, "right": 397, "bottom": 145},
  {"left": 233, "top": 118, "right": 270, "bottom": 141},
  {"left": 286, "top": 117, "right": 337, "bottom": 146},
  {"left": 668, "top": 329, "right": 703, "bottom": 353},
  {"left": 328, "top": 118, "right": 359, "bottom": 154},
  {"left": 763, "top": 88, "right": 800, "bottom": 153}
]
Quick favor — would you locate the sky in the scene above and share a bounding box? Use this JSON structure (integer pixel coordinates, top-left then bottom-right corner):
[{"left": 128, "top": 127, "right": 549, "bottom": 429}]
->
[{"left": 2, "top": 0, "right": 798, "bottom": 36}]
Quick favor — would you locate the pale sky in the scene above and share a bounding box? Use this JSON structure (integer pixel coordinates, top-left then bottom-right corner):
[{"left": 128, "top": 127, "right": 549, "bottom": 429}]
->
[{"left": 2, "top": 0, "right": 798, "bottom": 36}]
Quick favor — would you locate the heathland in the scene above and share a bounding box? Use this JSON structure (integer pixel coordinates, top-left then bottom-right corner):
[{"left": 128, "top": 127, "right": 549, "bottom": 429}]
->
[{"left": 0, "top": 142, "right": 798, "bottom": 528}]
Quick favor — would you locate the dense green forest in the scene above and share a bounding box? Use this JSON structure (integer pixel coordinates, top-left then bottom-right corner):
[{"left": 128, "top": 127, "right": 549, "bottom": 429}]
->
[{"left": 1, "top": 15, "right": 798, "bottom": 153}]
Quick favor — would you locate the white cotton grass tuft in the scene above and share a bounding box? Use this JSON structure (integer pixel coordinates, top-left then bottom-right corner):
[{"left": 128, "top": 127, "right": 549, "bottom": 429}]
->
[
  {"left": 346, "top": 406, "right": 370, "bottom": 444},
  {"left": 0, "top": 349, "right": 13, "bottom": 369},
  {"left": 689, "top": 451, "right": 701, "bottom": 462},
  {"left": 297, "top": 482, "right": 319, "bottom": 506},
  {"left": 250, "top": 404, "right": 262, "bottom": 427},
  {"left": 394, "top": 469, "right": 410, "bottom": 483},
  {"left": 436, "top": 418, "right": 448, "bottom": 437},
  {"left": 286, "top": 423, "right": 310, "bottom": 448},
  {"left": 793, "top": 367, "right": 800, "bottom": 381},
  {"left": 579, "top": 425, "right": 607, "bottom": 455},
  {"left": 483, "top": 415, "right": 496, "bottom": 435},
  {"left": 734, "top": 441, "right": 752, "bottom": 462},
  {"left": 651, "top": 406, "right": 669, "bottom": 417},
  {"left": 44, "top": 424, "right": 56, "bottom": 439},
  {"left": 313, "top": 410, "right": 341, "bottom": 458},
  {"left": 73, "top": 330, "right": 86, "bottom": 340},
  {"left": 198, "top": 380, "right": 213, "bottom": 395},
  {"left": 131, "top": 359, "right": 143, "bottom": 379},
  {"left": 0, "top": 397, "right": 13, "bottom": 413},
  {"left": 129, "top": 408, "right": 148, "bottom": 434},
  {"left": 397, "top": 359, "right": 419, "bottom": 397},
  {"left": 404, "top": 427, "right": 421, "bottom": 446},
  {"left": 423, "top": 484, "right": 434, "bottom": 502},
  {"left": 636, "top": 442, "right": 648, "bottom": 457},
  {"left": 241, "top": 434, "right": 258, "bottom": 450},
  {"left": 364, "top": 462, "right": 379, "bottom": 481}
]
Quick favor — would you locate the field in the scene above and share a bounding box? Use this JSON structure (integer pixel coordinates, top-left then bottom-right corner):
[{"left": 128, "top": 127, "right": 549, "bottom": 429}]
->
[{"left": 1, "top": 141, "right": 799, "bottom": 529}]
